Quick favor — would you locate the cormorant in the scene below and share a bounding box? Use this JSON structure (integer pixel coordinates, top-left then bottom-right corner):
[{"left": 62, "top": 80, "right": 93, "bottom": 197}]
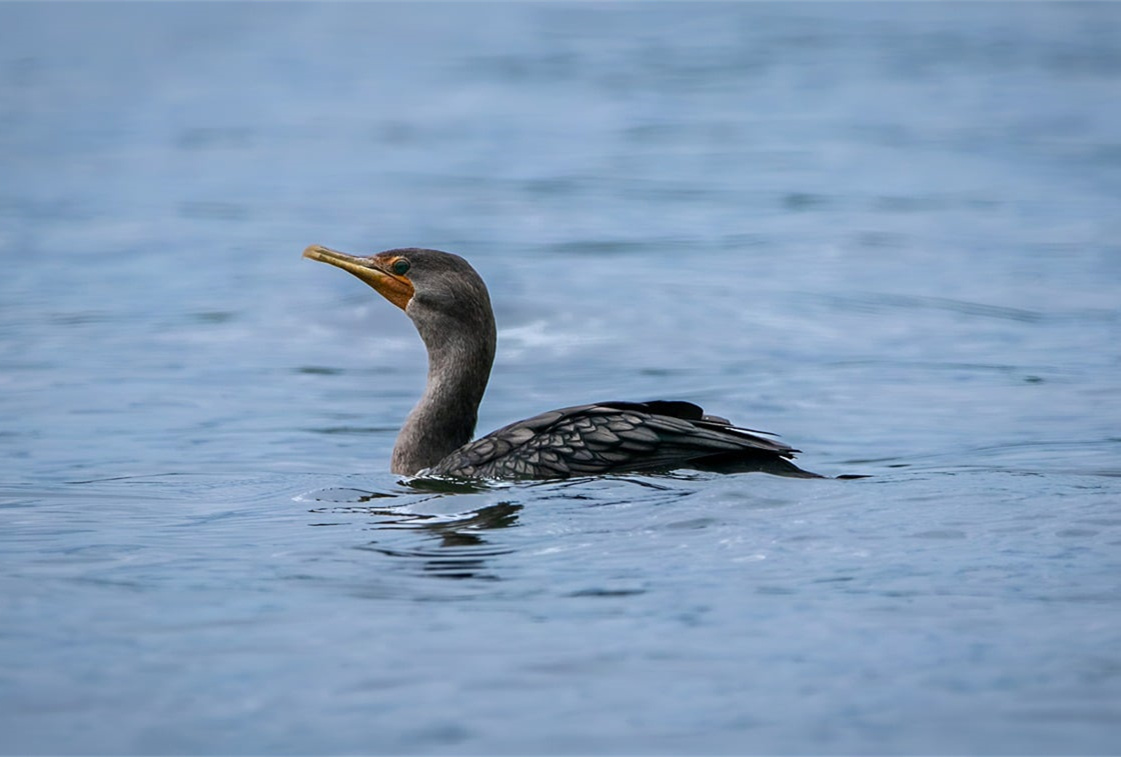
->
[{"left": 303, "top": 245, "right": 822, "bottom": 480}]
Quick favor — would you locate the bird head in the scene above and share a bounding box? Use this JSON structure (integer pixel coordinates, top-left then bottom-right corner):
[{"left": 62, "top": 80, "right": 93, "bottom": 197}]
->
[{"left": 302, "top": 245, "right": 495, "bottom": 350}]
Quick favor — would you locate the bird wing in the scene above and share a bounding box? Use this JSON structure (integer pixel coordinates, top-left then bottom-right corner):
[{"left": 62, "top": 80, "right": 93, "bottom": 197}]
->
[{"left": 427, "top": 400, "right": 801, "bottom": 480}]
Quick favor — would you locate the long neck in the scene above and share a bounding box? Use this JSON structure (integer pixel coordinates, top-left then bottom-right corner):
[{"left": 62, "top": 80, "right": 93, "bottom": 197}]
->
[{"left": 391, "top": 314, "right": 496, "bottom": 475}]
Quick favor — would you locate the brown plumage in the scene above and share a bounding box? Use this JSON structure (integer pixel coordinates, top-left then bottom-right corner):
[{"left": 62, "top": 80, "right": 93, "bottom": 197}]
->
[{"left": 303, "top": 245, "right": 821, "bottom": 480}]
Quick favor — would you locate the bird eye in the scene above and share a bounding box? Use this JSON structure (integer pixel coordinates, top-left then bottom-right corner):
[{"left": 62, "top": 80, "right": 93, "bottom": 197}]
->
[{"left": 391, "top": 258, "right": 410, "bottom": 276}]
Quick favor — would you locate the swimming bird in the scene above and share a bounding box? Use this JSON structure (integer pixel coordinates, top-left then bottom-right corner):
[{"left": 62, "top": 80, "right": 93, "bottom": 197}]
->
[{"left": 303, "top": 245, "right": 822, "bottom": 480}]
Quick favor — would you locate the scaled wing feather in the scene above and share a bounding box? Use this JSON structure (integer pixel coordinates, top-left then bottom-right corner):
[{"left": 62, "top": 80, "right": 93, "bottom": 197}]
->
[{"left": 428, "top": 400, "right": 804, "bottom": 479}]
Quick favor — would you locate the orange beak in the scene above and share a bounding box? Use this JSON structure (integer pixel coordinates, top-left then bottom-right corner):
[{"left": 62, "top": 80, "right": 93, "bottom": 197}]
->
[{"left": 302, "top": 245, "right": 415, "bottom": 311}]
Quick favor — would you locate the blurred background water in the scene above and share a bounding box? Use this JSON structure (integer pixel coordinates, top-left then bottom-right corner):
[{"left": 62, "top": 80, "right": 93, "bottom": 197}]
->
[{"left": 2, "top": 2, "right": 1120, "bottom": 754}]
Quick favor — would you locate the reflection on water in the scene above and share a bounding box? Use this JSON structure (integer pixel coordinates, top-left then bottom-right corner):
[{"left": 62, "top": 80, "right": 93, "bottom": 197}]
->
[
  {"left": 306, "top": 486, "right": 522, "bottom": 580},
  {"left": 357, "top": 503, "right": 522, "bottom": 581},
  {"left": 300, "top": 475, "right": 698, "bottom": 580}
]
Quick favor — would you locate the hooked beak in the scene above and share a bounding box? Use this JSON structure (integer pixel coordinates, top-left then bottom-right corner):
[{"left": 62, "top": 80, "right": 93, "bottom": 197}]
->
[{"left": 303, "top": 245, "right": 414, "bottom": 311}]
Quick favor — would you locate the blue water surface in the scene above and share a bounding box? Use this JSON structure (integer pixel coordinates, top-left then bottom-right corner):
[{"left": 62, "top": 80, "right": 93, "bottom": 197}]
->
[{"left": 2, "top": 3, "right": 1120, "bottom": 755}]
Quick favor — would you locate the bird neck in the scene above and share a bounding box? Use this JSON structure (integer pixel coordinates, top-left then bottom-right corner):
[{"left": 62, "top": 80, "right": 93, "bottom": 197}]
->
[{"left": 392, "top": 316, "right": 496, "bottom": 475}]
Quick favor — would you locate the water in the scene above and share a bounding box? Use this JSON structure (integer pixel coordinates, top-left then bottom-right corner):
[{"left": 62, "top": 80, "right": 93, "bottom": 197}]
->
[{"left": 2, "top": 3, "right": 1120, "bottom": 754}]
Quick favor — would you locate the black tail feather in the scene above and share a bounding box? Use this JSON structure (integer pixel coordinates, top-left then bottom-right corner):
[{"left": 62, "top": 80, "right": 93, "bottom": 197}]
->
[{"left": 691, "top": 451, "right": 826, "bottom": 478}]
